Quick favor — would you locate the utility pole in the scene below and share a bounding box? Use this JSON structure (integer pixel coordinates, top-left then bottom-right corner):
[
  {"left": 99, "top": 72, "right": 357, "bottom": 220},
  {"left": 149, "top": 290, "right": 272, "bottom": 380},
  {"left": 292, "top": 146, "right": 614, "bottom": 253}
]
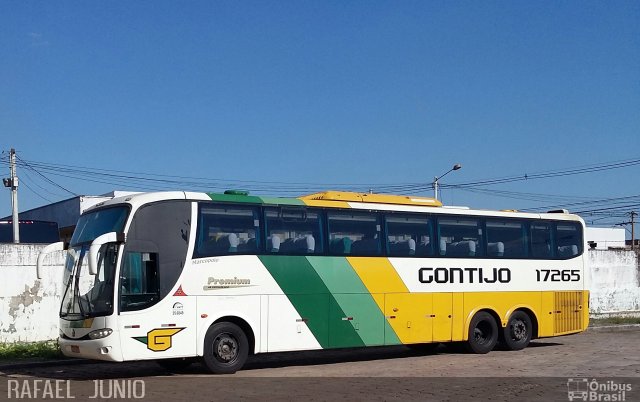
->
[
  {"left": 631, "top": 211, "right": 637, "bottom": 251},
  {"left": 2, "top": 149, "right": 19, "bottom": 243}
]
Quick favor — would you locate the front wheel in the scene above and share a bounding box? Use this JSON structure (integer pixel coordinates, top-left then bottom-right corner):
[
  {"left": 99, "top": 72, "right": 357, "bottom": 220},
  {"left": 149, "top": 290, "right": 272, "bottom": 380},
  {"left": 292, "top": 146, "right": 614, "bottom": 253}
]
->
[
  {"left": 465, "top": 311, "right": 499, "bottom": 354},
  {"left": 202, "top": 322, "right": 249, "bottom": 374},
  {"left": 503, "top": 311, "right": 533, "bottom": 351}
]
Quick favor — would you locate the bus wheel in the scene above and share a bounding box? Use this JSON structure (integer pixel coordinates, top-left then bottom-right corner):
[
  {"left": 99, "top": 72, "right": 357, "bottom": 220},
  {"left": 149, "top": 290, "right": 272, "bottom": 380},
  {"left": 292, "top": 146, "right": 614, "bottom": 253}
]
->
[
  {"left": 465, "top": 311, "right": 498, "bottom": 354},
  {"left": 202, "top": 322, "right": 249, "bottom": 374},
  {"left": 503, "top": 311, "right": 532, "bottom": 351}
]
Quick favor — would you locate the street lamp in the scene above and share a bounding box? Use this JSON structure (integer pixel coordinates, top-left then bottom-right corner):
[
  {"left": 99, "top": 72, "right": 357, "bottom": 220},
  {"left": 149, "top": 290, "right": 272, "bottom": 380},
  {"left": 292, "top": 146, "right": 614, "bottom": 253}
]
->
[{"left": 433, "top": 163, "right": 462, "bottom": 201}]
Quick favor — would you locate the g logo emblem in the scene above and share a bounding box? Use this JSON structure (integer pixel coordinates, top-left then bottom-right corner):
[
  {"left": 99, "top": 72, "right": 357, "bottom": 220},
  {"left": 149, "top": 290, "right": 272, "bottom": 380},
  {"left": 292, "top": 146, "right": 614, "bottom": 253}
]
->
[{"left": 133, "top": 328, "right": 184, "bottom": 351}]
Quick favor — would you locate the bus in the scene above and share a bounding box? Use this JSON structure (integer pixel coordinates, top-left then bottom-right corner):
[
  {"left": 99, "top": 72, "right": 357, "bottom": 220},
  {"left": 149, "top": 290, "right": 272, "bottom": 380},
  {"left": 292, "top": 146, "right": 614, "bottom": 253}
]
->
[{"left": 36, "top": 190, "right": 588, "bottom": 374}]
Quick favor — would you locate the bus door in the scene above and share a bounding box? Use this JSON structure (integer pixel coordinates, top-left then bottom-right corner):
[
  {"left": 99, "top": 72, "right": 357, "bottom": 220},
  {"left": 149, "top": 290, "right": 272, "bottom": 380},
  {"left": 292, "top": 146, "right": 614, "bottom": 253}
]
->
[
  {"left": 117, "top": 249, "right": 197, "bottom": 360},
  {"left": 116, "top": 201, "right": 196, "bottom": 361}
]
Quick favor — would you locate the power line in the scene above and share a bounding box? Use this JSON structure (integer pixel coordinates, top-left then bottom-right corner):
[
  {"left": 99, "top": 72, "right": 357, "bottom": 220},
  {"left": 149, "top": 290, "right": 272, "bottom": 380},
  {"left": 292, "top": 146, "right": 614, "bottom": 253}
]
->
[
  {"left": 6, "top": 155, "right": 640, "bottom": 209},
  {"left": 440, "top": 157, "right": 640, "bottom": 190},
  {"left": 14, "top": 156, "right": 640, "bottom": 195},
  {"left": 15, "top": 156, "right": 78, "bottom": 196},
  {"left": 18, "top": 176, "right": 54, "bottom": 203},
  {"left": 19, "top": 167, "right": 69, "bottom": 198}
]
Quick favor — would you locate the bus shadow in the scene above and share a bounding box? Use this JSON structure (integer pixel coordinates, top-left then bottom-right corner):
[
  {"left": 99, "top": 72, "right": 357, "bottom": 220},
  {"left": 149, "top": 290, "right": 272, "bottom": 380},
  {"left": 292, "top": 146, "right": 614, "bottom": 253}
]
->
[
  {"left": 242, "top": 345, "right": 431, "bottom": 371},
  {"left": 527, "top": 341, "right": 563, "bottom": 348},
  {"left": 0, "top": 346, "right": 436, "bottom": 380},
  {"left": 0, "top": 342, "right": 564, "bottom": 380}
]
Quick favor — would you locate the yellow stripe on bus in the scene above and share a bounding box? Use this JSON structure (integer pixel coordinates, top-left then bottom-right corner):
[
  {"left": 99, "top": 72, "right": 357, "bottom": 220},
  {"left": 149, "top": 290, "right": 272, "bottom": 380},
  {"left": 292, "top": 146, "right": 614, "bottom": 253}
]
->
[
  {"left": 300, "top": 199, "right": 352, "bottom": 208},
  {"left": 347, "top": 257, "right": 409, "bottom": 295}
]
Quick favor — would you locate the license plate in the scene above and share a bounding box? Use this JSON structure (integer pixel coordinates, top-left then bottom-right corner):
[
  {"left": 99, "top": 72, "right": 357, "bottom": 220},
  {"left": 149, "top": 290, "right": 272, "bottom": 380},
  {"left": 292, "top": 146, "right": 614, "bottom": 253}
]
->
[{"left": 70, "top": 345, "right": 80, "bottom": 353}]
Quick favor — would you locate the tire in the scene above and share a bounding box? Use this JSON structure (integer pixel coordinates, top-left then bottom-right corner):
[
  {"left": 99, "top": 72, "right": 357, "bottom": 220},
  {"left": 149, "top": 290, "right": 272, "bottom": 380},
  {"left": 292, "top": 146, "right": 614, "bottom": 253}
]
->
[
  {"left": 202, "top": 322, "right": 249, "bottom": 374},
  {"left": 156, "top": 357, "right": 194, "bottom": 372},
  {"left": 503, "top": 311, "right": 533, "bottom": 351},
  {"left": 465, "top": 311, "right": 499, "bottom": 354}
]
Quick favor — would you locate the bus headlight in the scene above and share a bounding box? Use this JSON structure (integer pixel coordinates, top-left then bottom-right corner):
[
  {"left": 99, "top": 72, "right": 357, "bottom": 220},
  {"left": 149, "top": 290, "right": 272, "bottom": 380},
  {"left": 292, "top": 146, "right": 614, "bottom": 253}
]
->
[{"left": 88, "top": 328, "right": 113, "bottom": 340}]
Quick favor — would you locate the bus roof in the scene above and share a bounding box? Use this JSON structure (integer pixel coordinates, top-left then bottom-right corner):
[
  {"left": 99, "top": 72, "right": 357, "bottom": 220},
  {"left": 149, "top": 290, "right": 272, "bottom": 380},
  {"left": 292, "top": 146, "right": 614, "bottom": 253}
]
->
[{"left": 88, "top": 190, "right": 584, "bottom": 223}]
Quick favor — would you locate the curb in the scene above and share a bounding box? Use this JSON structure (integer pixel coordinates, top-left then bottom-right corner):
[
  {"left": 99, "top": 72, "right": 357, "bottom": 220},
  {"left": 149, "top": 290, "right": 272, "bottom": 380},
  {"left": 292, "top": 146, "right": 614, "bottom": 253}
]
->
[
  {"left": 587, "top": 324, "right": 640, "bottom": 332},
  {"left": 0, "top": 358, "right": 92, "bottom": 371}
]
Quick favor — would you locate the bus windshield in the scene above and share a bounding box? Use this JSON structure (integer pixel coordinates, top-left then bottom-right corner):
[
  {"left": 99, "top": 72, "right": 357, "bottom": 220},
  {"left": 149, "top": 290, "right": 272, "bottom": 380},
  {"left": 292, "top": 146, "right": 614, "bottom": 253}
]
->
[
  {"left": 71, "top": 207, "right": 129, "bottom": 246},
  {"left": 60, "top": 244, "right": 118, "bottom": 318},
  {"left": 60, "top": 206, "right": 128, "bottom": 319}
]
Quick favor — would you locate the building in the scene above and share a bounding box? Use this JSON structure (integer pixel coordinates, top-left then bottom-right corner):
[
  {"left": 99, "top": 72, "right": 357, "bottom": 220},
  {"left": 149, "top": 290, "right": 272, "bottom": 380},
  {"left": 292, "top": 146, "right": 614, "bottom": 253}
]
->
[
  {"left": 585, "top": 227, "right": 627, "bottom": 250},
  {"left": 2, "top": 191, "right": 138, "bottom": 242}
]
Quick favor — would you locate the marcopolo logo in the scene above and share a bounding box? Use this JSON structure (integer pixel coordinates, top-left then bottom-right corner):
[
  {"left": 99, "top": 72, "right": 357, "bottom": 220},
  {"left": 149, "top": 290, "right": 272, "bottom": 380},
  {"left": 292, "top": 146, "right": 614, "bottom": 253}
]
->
[{"left": 567, "top": 378, "right": 632, "bottom": 401}]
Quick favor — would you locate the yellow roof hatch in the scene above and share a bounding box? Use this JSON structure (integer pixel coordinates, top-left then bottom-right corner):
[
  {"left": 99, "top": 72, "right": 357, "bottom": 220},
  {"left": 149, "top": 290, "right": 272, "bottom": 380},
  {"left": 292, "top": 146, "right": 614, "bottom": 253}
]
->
[{"left": 298, "top": 191, "right": 443, "bottom": 207}]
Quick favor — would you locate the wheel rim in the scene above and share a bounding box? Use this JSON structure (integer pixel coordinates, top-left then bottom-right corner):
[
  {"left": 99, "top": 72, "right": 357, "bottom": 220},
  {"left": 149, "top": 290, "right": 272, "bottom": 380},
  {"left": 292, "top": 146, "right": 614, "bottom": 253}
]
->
[
  {"left": 474, "top": 321, "right": 493, "bottom": 345},
  {"left": 510, "top": 319, "right": 528, "bottom": 341},
  {"left": 213, "top": 332, "right": 239, "bottom": 364}
]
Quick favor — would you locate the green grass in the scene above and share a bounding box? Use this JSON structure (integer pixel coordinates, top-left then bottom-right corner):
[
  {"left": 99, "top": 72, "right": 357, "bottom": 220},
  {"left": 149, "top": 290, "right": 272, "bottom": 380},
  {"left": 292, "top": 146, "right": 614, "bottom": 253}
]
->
[
  {"left": 0, "top": 340, "right": 62, "bottom": 361},
  {"left": 590, "top": 316, "right": 640, "bottom": 326}
]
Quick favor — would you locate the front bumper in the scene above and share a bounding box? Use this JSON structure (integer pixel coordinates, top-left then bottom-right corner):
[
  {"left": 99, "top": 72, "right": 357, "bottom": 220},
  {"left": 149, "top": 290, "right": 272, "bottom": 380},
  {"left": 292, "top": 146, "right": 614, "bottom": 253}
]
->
[{"left": 59, "top": 335, "right": 123, "bottom": 362}]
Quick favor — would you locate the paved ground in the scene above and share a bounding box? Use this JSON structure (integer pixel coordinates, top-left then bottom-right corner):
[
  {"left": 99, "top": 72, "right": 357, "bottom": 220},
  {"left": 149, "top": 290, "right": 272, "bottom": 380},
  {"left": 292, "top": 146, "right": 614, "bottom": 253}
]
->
[{"left": 1, "top": 327, "right": 639, "bottom": 401}]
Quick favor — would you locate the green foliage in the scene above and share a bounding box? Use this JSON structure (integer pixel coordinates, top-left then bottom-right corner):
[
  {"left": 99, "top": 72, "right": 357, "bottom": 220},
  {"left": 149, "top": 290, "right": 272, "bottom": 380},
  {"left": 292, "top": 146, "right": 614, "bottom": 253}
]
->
[{"left": 0, "top": 340, "right": 62, "bottom": 360}]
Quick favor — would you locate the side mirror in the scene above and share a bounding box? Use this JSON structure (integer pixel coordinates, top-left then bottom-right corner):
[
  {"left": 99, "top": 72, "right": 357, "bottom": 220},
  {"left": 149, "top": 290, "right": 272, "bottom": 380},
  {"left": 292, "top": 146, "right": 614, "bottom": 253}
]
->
[
  {"left": 88, "top": 232, "right": 125, "bottom": 275},
  {"left": 36, "top": 242, "right": 66, "bottom": 279}
]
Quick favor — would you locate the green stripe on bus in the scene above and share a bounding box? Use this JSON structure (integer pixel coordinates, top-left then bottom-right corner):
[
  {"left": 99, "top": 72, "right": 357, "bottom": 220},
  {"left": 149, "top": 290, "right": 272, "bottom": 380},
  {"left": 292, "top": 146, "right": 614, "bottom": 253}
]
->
[
  {"left": 258, "top": 255, "right": 365, "bottom": 349},
  {"left": 207, "top": 193, "right": 306, "bottom": 206},
  {"left": 306, "top": 257, "right": 400, "bottom": 346},
  {"left": 258, "top": 197, "right": 306, "bottom": 206}
]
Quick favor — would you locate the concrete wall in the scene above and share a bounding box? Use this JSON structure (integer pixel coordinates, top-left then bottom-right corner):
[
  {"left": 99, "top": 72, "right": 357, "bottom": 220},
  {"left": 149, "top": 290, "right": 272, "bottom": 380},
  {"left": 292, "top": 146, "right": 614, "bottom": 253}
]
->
[
  {"left": 1, "top": 245, "right": 639, "bottom": 343},
  {"left": 588, "top": 249, "right": 640, "bottom": 315},
  {"left": 0, "top": 244, "right": 65, "bottom": 343}
]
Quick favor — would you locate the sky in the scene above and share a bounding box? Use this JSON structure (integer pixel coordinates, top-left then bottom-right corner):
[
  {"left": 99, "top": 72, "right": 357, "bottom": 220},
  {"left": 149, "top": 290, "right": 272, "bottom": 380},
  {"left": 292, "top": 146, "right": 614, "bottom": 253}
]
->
[{"left": 1, "top": 1, "right": 639, "bottom": 234}]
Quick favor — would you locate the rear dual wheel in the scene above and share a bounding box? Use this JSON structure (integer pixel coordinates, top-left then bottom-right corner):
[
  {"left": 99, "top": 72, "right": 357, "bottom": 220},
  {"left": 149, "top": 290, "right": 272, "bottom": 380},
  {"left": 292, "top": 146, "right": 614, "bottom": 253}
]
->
[
  {"left": 466, "top": 312, "right": 499, "bottom": 354},
  {"left": 503, "top": 311, "right": 533, "bottom": 351},
  {"left": 466, "top": 310, "right": 533, "bottom": 354}
]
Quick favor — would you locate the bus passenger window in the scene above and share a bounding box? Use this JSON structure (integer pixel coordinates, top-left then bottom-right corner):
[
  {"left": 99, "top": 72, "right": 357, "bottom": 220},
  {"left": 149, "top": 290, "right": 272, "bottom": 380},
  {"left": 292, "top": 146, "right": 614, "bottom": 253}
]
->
[
  {"left": 327, "top": 212, "right": 381, "bottom": 256},
  {"left": 195, "top": 205, "right": 260, "bottom": 257},
  {"left": 385, "top": 214, "right": 434, "bottom": 257},
  {"left": 437, "top": 218, "right": 483, "bottom": 257},
  {"left": 264, "top": 208, "right": 323, "bottom": 255},
  {"left": 530, "top": 223, "right": 552, "bottom": 259},
  {"left": 486, "top": 220, "right": 526, "bottom": 258},
  {"left": 556, "top": 223, "right": 582, "bottom": 259}
]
